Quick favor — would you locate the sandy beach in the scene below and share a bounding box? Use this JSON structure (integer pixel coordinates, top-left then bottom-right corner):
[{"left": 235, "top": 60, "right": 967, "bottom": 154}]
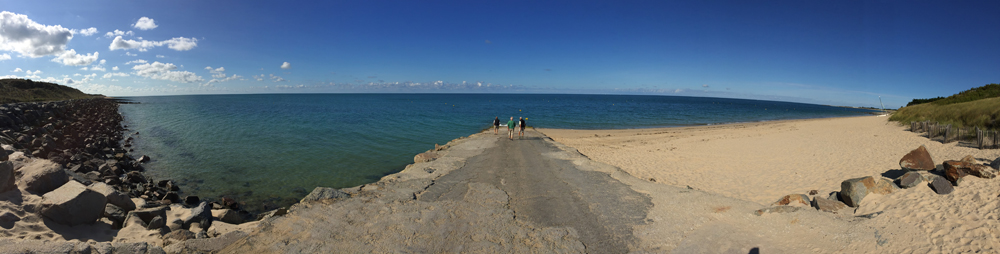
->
[{"left": 540, "top": 116, "right": 1000, "bottom": 252}]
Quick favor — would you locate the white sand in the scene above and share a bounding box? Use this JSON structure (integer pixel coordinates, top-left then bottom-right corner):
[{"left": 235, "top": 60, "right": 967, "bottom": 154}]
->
[{"left": 540, "top": 116, "right": 1000, "bottom": 252}]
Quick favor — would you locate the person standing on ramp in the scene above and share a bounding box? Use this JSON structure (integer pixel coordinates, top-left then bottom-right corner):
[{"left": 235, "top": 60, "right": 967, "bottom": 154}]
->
[
  {"left": 518, "top": 117, "right": 526, "bottom": 138},
  {"left": 493, "top": 116, "right": 500, "bottom": 134},
  {"left": 507, "top": 117, "right": 517, "bottom": 140}
]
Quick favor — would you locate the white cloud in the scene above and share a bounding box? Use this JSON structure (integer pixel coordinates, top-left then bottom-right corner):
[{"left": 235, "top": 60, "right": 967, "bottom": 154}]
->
[
  {"left": 112, "top": 66, "right": 119, "bottom": 71},
  {"left": 0, "top": 11, "right": 73, "bottom": 57},
  {"left": 205, "top": 66, "right": 226, "bottom": 78},
  {"left": 125, "top": 52, "right": 137, "bottom": 56},
  {"left": 133, "top": 17, "right": 157, "bottom": 30},
  {"left": 270, "top": 74, "right": 285, "bottom": 82},
  {"left": 252, "top": 74, "right": 264, "bottom": 81},
  {"left": 26, "top": 70, "right": 42, "bottom": 75},
  {"left": 156, "top": 55, "right": 165, "bottom": 58},
  {"left": 132, "top": 61, "right": 203, "bottom": 83},
  {"left": 702, "top": 84, "right": 709, "bottom": 88},
  {"left": 72, "top": 27, "right": 98, "bottom": 36},
  {"left": 12, "top": 68, "right": 22, "bottom": 72},
  {"left": 280, "top": 62, "right": 291, "bottom": 69},
  {"left": 104, "top": 29, "right": 134, "bottom": 38},
  {"left": 0, "top": 53, "right": 8, "bottom": 60},
  {"left": 109, "top": 36, "right": 197, "bottom": 51},
  {"left": 102, "top": 72, "right": 129, "bottom": 79},
  {"left": 125, "top": 59, "right": 147, "bottom": 65},
  {"left": 52, "top": 49, "right": 99, "bottom": 66},
  {"left": 91, "top": 66, "right": 106, "bottom": 72}
]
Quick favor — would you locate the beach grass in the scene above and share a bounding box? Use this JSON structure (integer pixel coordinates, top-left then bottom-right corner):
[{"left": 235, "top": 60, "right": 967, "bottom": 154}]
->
[
  {"left": 0, "top": 78, "right": 94, "bottom": 103},
  {"left": 889, "top": 96, "right": 1000, "bottom": 129}
]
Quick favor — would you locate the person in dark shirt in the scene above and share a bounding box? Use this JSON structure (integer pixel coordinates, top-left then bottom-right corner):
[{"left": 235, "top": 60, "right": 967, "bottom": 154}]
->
[
  {"left": 518, "top": 117, "right": 526, "bottom": 138},
  {"left": 493, "top": 116, "right": 500, "bottom": 134}
]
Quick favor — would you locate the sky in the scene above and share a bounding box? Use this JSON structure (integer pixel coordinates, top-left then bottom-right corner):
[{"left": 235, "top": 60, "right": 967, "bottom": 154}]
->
[{"left": 1, "top": 1, "right": 999, "bottom": 108}]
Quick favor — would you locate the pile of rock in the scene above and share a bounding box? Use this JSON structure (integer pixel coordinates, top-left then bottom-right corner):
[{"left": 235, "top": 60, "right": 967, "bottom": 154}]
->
[
  {"left": 758, "top": 145, "right": 999, "bottom": 216},
  {"left": 1, "top": 98, "right": 262, "bottom": 251}
]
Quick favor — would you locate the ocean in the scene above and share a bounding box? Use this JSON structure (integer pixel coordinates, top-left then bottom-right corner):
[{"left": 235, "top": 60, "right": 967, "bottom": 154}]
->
[{"left": 118, "top": 93, "right": 877, "bottom": 212}]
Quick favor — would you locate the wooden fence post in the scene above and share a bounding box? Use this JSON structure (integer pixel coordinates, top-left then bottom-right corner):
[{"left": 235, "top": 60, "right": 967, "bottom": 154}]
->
[
  {"left": 945, "top": 125, "right": 951, "bottom": 143},
  {"left": 976, "top": 127, "right": 983, "bottom": 149}
]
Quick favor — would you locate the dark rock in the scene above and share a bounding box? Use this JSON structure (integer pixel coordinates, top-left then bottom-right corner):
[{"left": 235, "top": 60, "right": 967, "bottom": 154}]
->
[
  {"left": 146, "top": 215, "right": 165, "bottom": 230},
  {"left": 138, "top": 155, "right": 150, "bottom": 163},
  {"left": 184, "top": 196, "right": 200, "bottom": 206},
  {"left": 414, "top": 151, "right": 439, "bottom": 163},
  {"left": 300, "top": 187, "right": 349, "bottom": 203},
  {"left": 214, "top": 209, "right": 243, "bottom": 224},
  {"left": 899, "top": 145, "right": 935, "bottom": 171},
  {"left": 124, "top": 206, "right": 169, "bottom": 228},
  {"left": 0, "top": 161, "right": 15, "bottom": 193},
  {"left": 162, "top": 192, "right": 180, "bottom": 203},
  {"left": 17, "top": 159, "right": 69, "bottom": 195},
  {"left": 898, "top": 171, "right": 923, "bottom": 188},
  {"left": 104, "top": 203, "right": 127, "bottom": 228},
  {"left": 772, "top": 194, "right": 810, "bottom": 207},
  {"left": 0, "top": 211, "right": 20, "bottom": 229},
  {"left": 125, "top": 171, "right": 146, "bottom": 184},
  {"left": 39, "top": 181, "right": 107, "bottom": 226},
  {"left": 991, "top": 157, "right": 1000, "bottom": 170},
  {"left": 184, "top": 202, "right": 213, "bottom": 230},
  {"left": 943, "top": 160, "right": 969, "bottom": 186},
  {"left": 808, "top": 190, "right": 818, "bottom": 195},
  {"left": 812, "top": 196, "right": 850, "bottom": 214},
  {"left": 0, "top": 148, "right": 7, "bottom": 161},
  {"left": 929, "top": 176, "right": 954, "bottom": 195}
]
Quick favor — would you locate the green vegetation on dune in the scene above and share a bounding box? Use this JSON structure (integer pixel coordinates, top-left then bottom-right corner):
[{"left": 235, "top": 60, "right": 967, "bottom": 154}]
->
[
  {"left": 905, "top": 83, "right": 1000, "bottom": 106},
  {"left": 0, "top": 78, "right": 95, "bottom": 103},
  {"left": 890, "top": 96, "right": 1000, "bottom": 130}
]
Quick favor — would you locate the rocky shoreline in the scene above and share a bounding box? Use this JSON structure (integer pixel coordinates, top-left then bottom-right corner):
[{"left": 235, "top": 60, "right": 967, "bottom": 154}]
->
[{"left": 0, "top": 98, "right": 260, "bottom": 253}]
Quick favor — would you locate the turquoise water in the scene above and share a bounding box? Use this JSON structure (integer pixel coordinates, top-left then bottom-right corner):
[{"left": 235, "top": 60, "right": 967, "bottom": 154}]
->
[{"left": 119, "top": 94, "right": 877, "bottom": 212}]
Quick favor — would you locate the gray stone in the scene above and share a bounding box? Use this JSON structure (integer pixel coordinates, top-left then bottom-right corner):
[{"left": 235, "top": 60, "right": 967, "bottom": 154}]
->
[
  {"left": 259, "top": 207, "right": 288, "bottom": 221},
  {"left": 215, "top": 209, "right": 243, "bottom": 224},
  {"left": 139, "top": 155, "right": 150, "bottom": 163},
  {"left": 125, "top": 206, "right": 169, "bottom": 229},
  {"left": 104, "top": 203, "right": 127, "bottom": 228},
  {"left": 89, "top": 182, "right": 136, "bottom": 211},
  {"left": 163, "top": 230, "right": 249, "bottom": 254},
  {"left": 812, "top": 196, "right": 850, "bottom": 214},
  {"left": 898, "top": 171, "right": 923, "bottom": 188},
  {"left": 147, "top": 215, "right": 165, "bottom": 230},
  {"left": 0, "top": 148, "right": 7, "bottom": 161},
  {"left": 0, "top": 211, "right": 20, "bottom": 229},
  {"left": 184, "top": 202, "right": 212, "bottom": 229},
  {"left": 16, "top": 159, "right": 69, "bottom": 195},
  {"left": 300, "top": 187, "right": 349, "bottom": 203},
  {"left": 110, "top": 242, "right": 166, "bottom": 254},
  {"left": 840, "top": 176, "right": 874, "bottom": 207},
  {"left": 991, "top": 157, "right": 1000, "bottom": 170},
  {"left": 0, "top": 161, "right": 15, "bottom": 193},
  {"left": 929, "top": 175, "right": 954, "bottom": 195},
  {"left": 39, "top": 180, "right": 107, "bottom": 226}
]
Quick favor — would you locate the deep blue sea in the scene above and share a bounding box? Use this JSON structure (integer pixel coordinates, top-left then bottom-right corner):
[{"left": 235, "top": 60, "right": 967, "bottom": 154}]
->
[{"left": 119, "top": 93, "right": 877, "bottom": 211}]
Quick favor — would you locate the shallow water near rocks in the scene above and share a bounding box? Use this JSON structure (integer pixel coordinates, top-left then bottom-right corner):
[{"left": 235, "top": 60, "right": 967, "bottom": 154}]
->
[{"left": 118, "top": 93, "right": 876, "bottom": 212}]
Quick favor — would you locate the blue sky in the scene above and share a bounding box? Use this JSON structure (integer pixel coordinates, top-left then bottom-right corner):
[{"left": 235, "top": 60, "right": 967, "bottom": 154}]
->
[{"left": 1, "top": 1, "right": 999, "bottom": 108}]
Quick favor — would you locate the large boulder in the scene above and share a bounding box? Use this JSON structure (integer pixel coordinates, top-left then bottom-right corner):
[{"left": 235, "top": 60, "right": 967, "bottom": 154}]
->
[
  {"left": 812, "top": 196, "right": 850, "bottom": 214},
  {"left": 17, "top": 159, "right": 69, "bottom": 195},
  {"left": 991, "top": 157, "right": 1000, "bottom": 170},
  {"left": 928, "top": 175, "right": 954, "bottom": 195},
  {"left": 959, "top": 155, "right": 997, "bottom": 179},
  {"left": 0, "top": 147, "right": 8, "bottom": 161},
  {"left": 184, "top": 202, "right": 213, "bottom": 230},
  {"left": 899, "top": 145, "right": 935, "bottom": 171},
  {"left": 212, "top": 209, "right": 243, "bottom": 224},
  {"left": 90, "top": 182, "right": 136, "bottom": 211},
  {"left": 943, "top": 160, "right": 969, "bottom": 186},
  {"left": 0, "top": 161, "right": 16, "bottom": 193},
  {"left": 897, "top": 171, "right": 923, "bottom": 188},
  {"left": 839, "top": 176, "right": 895, "bottom": 207},
  {"left": 771, "top": 194, "right": 810, "bottom": 207},
  {"left": 39, "top": 181, "right": 108, "bottom": 226},
  {"left": 414, "top": 151, "right": 439, "bottom": 163},
  {"left": 124, "top": 206, "right": 169, "bottom": 229}
]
